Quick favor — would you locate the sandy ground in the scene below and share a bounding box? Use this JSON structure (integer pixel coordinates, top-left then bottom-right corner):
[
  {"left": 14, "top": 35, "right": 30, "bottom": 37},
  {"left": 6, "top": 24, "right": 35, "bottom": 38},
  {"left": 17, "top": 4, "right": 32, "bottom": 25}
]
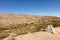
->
[{"left": 15, "top": 27, "right": 60, "bottom": 40}]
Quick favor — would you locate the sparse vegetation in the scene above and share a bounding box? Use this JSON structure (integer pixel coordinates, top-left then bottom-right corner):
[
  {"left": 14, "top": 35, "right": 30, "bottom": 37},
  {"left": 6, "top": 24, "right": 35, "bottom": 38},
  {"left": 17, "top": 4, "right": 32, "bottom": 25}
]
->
[{"left": 0, "top": 14, "right": 60, "bottom": 39}]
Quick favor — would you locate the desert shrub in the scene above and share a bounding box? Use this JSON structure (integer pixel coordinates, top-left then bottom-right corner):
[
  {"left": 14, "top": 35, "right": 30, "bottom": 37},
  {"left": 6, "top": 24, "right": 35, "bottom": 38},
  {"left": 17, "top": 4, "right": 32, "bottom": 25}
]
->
[
  {"left": 0, "top": 32, "right": 9, "bottom": 40},
  {"left": 50, "top": 22, "right": 60, "bottom": 27},
  {"left": 49, "top": 19, "right": 60, "bottom": 27},
  {"left": 0, "top": 27, "right": 9, "bottom": 31}
]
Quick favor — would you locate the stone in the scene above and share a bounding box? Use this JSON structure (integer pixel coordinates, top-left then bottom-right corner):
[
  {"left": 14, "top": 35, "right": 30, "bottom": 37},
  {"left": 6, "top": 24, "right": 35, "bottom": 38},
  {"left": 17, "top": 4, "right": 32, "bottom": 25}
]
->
[{"left": 46, "top": 25, "right": 56, "bottom": 34}]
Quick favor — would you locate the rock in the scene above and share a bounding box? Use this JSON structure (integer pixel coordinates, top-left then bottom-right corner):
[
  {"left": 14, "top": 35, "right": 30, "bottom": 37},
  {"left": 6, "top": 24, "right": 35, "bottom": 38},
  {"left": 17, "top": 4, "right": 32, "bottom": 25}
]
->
[{"left": 46, "top": 25, "right": 56, "bottom": 34}]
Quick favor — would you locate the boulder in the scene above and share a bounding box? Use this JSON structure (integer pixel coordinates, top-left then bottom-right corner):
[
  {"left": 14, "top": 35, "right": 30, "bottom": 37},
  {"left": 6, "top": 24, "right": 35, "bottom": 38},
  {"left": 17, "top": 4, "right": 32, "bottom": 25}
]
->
[{"left": 46, "top": 25, "right": 56, "bottom": 34}]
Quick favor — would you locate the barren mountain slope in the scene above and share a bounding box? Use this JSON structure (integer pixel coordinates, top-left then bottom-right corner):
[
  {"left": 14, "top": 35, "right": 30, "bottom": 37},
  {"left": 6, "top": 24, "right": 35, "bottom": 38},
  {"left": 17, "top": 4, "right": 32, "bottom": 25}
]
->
[
  {"left": 0, "top": 13, "right": 42, "bottom": 26},
  {"left": 0, "top": 13, "right": 59, "bottom": 26}
]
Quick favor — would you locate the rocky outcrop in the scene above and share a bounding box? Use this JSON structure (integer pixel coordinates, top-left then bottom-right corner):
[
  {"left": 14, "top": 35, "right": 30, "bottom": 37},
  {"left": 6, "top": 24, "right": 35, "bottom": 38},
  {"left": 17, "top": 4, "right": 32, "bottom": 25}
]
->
[{"left": 46, "top": 25, "right": 56, "bottom": 34}]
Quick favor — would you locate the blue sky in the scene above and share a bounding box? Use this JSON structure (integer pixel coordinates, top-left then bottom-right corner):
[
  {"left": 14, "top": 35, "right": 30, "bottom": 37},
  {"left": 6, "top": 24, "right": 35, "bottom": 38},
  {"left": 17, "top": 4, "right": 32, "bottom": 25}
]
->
[{"left": 0, "top": 0, "right": 60, "bottom": 16}]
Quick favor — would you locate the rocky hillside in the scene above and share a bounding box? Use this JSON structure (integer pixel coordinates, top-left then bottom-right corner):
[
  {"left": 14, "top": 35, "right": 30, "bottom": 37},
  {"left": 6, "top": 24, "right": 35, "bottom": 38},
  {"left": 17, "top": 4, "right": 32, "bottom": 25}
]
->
[
  {"left": 0, "top": 13, "right": 41, "bottom": 26},
  {"left": 0, "top": 13, "right": 60, "bottom": 26},
  {"left": 0, "top": 13, "right": 60, "bottom": 40}
]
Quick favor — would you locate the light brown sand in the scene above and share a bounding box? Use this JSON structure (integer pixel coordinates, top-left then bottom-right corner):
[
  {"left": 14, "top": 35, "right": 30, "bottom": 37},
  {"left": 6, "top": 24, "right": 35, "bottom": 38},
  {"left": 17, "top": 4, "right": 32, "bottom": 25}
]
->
[{"left": 15, "top": 27, "right": 60, "bottom": 40}]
